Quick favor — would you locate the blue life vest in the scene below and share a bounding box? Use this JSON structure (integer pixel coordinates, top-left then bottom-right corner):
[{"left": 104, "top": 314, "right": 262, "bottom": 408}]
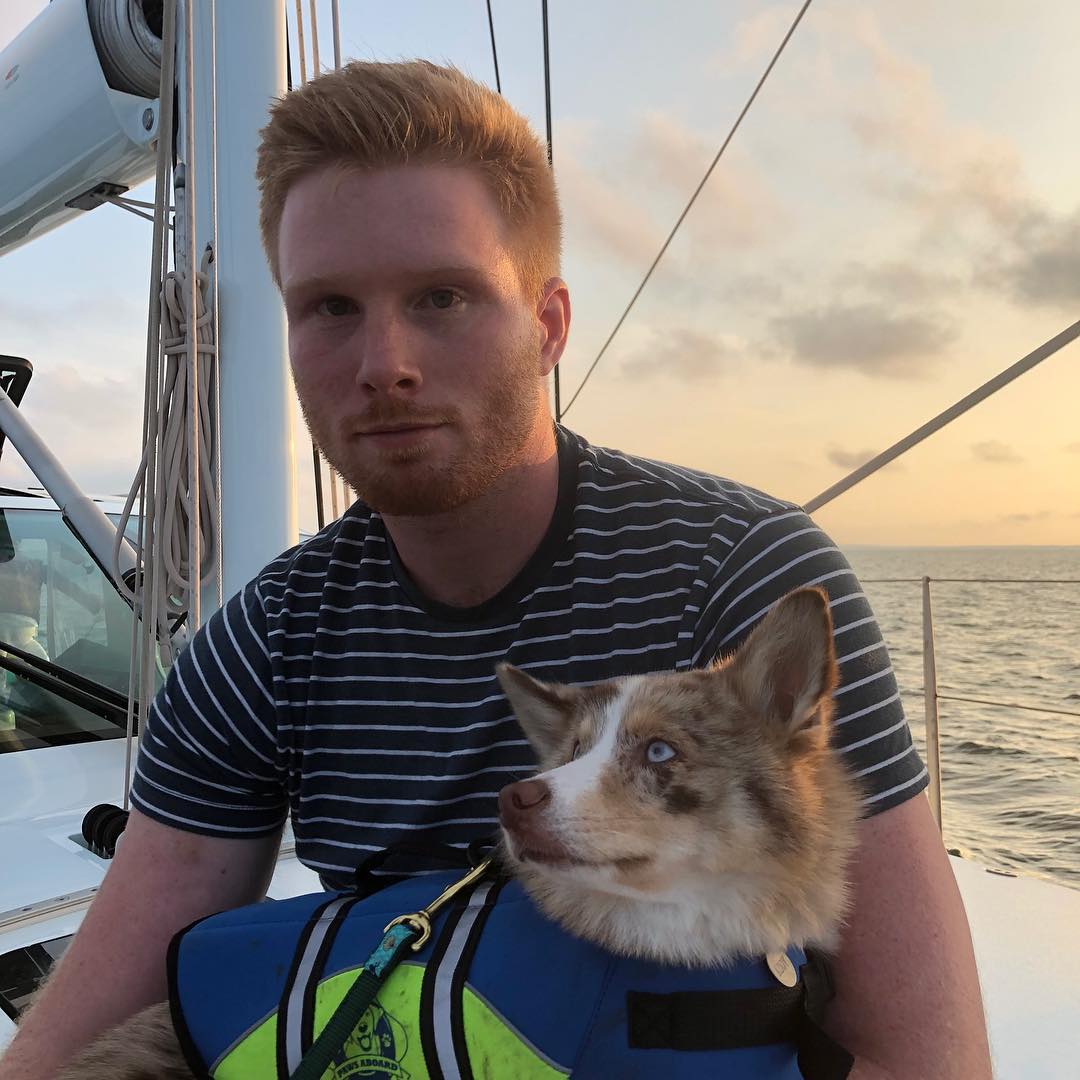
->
[{"left": 169, "top": 870, "right": 851, "bottom": 1079}]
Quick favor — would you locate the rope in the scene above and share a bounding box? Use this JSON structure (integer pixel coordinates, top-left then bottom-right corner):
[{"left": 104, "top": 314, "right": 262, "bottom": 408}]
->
[
  {"left": 114, "top": 0, "right": 221, "bottom": 813},
  {"left": 117, "top": 0, "right": 178, "bottom": 810},
  {"left": 804, "top": 317, "right": 1080, "bottom": 513},
  {"left": 181, "top": 0, "right": 203, "bottom": 634},
  {"left": 561, "top": 0, "right": 815, "bottom": 417}
]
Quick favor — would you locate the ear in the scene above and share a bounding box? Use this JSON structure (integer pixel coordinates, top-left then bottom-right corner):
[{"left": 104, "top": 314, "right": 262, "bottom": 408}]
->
[
  {"left": 496, "top": 663, "right": 576, "bottom": 761},
  {"left": 536, "top": 278, "right": 571, "bottom": 378},
  {"left": 727, "top": 587, "right": 838, "bottom": 743}
]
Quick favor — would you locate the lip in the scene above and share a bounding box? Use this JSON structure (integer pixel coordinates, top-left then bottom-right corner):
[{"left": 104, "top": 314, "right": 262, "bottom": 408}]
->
[{"left": 353, "top": 422, "right": 443, "bottom": 449}]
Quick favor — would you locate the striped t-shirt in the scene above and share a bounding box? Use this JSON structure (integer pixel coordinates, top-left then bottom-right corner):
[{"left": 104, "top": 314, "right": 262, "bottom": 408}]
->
[{"left": 131, "top": 426, "right": 927, "bottom": 888}]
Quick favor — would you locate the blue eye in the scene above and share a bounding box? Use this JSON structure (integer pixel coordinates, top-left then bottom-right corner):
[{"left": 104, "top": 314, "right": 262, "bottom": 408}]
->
[{"left": 646, "top": 740, "right": 676, "bottom": 764}]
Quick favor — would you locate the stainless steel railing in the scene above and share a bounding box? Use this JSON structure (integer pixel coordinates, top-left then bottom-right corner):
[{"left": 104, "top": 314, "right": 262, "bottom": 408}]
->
[{"left": 862, "top": 575, "right": 1080, "bottom": 833}]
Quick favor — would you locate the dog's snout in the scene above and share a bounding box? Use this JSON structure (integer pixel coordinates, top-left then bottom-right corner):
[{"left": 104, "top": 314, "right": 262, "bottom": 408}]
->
[
  {"left": 499, "top": 778, "right": 551, "bottom": 824},
  {"left": 512, "top": 779, "right": 551, "bottom": 810}
]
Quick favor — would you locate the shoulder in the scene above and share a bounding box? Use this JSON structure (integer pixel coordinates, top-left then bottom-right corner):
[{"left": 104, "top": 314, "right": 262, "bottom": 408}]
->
[{"left": 565, "top": 427, "right": 800, "bottom": 533}]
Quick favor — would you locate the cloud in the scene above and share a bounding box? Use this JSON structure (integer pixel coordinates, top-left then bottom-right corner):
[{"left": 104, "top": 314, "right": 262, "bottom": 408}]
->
[
  {"left": 556, "top": 109, "right": 788, "bottom": 278},
  {"left": 972, "top": 440, "right": 1023, "bottom": 465},
  {"left": 620, "top": 327, "right": 742, "bottom": 382},
  {"left": 835, "top": 8, "right": 1080, "bottom": 315},
  {"left": 633, "top": 112, "right": 789, "bottom": 253},
  {"left": 0, "top": 365, "right": 143, "bottom": 495},
  {"left": 771, "top": 302, "right": 957, "bottom": 379},
  {"left": 979, "top": 208, "right": 1080, "bottom": 310},
  {"left": 825, "top": 445, "right": 904, "bottom": 473},
  {"left": 835, "top": 261, "right": 962, "bottom": 305},
  {"left": 558, "top": 152, "right": 667, "bottom": 269},
  {"left": 1000, "top": 510, "right": 1051, "bottom": 524},
  {"left": 843, "top": 10, "right": 1028, "bottom": 235},
  {"left": 826, "top": 447, "right": 874, "bottom": 470}
]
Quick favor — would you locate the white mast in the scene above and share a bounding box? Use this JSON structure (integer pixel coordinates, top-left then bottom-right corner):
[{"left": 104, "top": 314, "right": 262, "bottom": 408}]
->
[{"left": 190, "top": 0, "right": 297, "bottom": 609}]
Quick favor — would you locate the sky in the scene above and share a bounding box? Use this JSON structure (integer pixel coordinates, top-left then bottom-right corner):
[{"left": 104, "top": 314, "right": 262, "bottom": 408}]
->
[{"left": 0, "top": 0, "right": 1078, "bottom": 547}]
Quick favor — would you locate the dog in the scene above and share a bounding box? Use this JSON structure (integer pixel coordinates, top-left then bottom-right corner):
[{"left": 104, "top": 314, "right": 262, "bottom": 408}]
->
[{"left": 56, "top": 585, "right": 859, "bottom": 1077}]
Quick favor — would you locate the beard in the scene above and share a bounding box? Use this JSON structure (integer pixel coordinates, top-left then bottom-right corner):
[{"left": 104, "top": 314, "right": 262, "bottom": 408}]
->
[{"left": 299, "top": 336, "right": 545, "bottom": 518}]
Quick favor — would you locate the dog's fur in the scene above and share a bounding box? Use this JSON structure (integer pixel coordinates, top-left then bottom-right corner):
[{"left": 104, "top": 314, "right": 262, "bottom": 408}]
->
[{"left": 54, "top": 586, "right": 858, "bottom": 1077}]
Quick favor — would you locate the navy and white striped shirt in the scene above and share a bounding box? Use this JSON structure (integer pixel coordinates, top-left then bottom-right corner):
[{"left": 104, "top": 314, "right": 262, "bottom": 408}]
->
[{"left": 131, "top": 427, "right": 927, "bottom": 888}]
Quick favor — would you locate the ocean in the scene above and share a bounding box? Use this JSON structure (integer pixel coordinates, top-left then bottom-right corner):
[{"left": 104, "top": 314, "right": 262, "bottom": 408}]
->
[{"left": 844, "top": 546, "right": 1079, "bottom": 893}]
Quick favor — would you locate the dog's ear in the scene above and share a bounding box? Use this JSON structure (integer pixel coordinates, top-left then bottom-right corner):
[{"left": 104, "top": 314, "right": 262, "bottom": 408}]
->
[
  {"left": 496, "top": 663, "right": 576, "bottom": 761},
  {"left": 727, "top": 587, "right": 838, "bottom": 745}
]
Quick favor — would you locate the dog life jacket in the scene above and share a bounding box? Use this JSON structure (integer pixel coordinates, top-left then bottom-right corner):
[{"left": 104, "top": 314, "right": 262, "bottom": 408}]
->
[{"left": 169, "top": 870, "right": 852, "bottom": 1079}]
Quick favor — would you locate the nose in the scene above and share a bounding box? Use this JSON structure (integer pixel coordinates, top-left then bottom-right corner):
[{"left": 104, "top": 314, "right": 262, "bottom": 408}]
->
[
  {"left": 498, "top": 778, "right": 551, "bottom": 827},
  {"left": 355, "top": 313, "right": 422, "bottom": 397}
]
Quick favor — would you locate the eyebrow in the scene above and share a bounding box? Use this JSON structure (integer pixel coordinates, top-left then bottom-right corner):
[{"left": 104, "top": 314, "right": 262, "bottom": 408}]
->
[{"left": 284, "top": 266, "right": 491, "bottom": 301}]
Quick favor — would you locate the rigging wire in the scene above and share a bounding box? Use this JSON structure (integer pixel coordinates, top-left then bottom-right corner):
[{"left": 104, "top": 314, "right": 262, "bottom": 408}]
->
[
  {"left": 486, "top": 0, "right": 502, "bottom": 93},
  {"left": 803, "top": 317, "right": 1080, "bottom": 513},
  {"left": 541, "top": 0, "right": 561, "bottom": 421},
  {"left": 103, "top": 194, "right": 173, "bottom": 228},
  {"left": 287, "top": 6, "right": 327, "bottom": 530},
  {"left": 308, "top": 0, "right": 321, "bottom": 75},
  {"left": 561, "top": 0, "right": 815, "bottom": 418},
  {"left": 331, "top": 0, "right": 342, "bottom": 69},
  {"left": 290, "top": 0, "right": 352, "bottom": 521},
  {"left": 294, "top": 0, "right": 307, "bottom": 83}
]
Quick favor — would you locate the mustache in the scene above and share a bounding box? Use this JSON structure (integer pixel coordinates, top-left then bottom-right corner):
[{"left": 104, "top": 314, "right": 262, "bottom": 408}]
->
[{"left": 342, "top": 408, "right": 456, "bottom": 435}]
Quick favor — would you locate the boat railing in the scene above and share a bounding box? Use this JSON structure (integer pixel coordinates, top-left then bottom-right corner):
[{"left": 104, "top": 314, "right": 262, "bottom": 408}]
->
[{"left": 860, "top": 575, "right": 1080, "bottom": 832}]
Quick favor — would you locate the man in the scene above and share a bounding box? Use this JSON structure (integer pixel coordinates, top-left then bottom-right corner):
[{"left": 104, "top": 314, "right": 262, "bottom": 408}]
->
[{"left": 1, "top": 61, "right": 992, "bottom": 1078}]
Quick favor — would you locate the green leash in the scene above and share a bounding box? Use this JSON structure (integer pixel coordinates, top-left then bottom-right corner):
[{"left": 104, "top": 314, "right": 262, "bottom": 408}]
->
[{"left": 290, "top": 857, "right": 493, "bottom": 1080}]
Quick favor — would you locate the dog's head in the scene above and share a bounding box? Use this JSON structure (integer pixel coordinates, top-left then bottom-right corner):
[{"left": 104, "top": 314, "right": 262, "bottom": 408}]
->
[{"left": 496, "top": 587, "right": 860, "bottom": 960}]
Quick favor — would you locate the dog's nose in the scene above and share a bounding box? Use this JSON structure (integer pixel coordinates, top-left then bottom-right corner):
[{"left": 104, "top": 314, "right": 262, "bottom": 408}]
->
[{"left": 498, "top": 778, "right": 551, "bottom": 824}]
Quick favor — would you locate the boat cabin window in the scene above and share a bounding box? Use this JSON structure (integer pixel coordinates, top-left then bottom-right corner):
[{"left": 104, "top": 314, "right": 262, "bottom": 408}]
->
[{"left": 0, "top": 508, "right": 151, "bottom": 754}]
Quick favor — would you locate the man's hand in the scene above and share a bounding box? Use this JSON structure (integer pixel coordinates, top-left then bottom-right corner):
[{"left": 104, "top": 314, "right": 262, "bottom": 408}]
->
[
  {"left": 0, "top": 809, "right": 282, "bottom": 1079},
  {"left": 825, "top": 794, "right": 993, "bottom": 1078}
]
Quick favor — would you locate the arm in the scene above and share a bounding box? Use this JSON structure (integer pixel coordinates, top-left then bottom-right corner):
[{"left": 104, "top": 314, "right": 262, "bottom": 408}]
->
[
  {"left": 0, "top": 808, "right": 282, "bottom": 1079},
  {"left": 825, "top": 795, "right": 992, "bottom": 1078}
]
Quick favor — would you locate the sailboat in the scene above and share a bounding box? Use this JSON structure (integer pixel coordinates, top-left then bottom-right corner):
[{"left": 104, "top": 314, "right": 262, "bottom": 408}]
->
[{"left": 0, "top": 2, "right": 1076, "bottom": 1077}]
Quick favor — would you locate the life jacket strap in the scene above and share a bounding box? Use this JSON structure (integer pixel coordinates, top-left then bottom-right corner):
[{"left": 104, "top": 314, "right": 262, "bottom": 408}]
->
[
  {"left": 626, "top": 951, "right": 854, "bottom": 1079},
  {"left": 290, "top": 856, "right": 497, "bottom": 1080},
  {"left": 287, "top": 921, "right": 418, "bottom": 1080}
]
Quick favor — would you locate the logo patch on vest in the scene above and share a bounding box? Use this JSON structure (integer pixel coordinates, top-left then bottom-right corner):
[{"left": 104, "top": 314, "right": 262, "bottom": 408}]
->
[{"left": 331, "top": 996, "right": 410, "bottom": 1079}]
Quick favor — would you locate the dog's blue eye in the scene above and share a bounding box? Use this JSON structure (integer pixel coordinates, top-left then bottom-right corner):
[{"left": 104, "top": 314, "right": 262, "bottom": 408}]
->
[{"left": 646, "top": 740, "right": 676, "bottom": 764}]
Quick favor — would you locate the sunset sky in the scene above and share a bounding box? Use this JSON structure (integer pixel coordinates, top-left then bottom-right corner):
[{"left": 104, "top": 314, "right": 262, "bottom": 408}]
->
[{"left": 0, "top": 0, "right": 1077, "bottom": 546}]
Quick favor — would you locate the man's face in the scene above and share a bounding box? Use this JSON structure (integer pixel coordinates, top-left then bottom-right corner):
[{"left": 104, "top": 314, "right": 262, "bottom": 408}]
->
[{"left": 279, "top": 163, "right": 550, "bottom": 517}]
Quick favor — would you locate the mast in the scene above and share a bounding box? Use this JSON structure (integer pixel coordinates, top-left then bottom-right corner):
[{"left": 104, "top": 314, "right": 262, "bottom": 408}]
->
[{"left": 190, "top": 0, "right": 297, "bottom": 611}]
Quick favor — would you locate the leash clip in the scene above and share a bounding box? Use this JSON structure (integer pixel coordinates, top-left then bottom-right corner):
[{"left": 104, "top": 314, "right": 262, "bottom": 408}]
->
[{"left": 383, "top": 856, "right": 493, "bottom": 952}]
